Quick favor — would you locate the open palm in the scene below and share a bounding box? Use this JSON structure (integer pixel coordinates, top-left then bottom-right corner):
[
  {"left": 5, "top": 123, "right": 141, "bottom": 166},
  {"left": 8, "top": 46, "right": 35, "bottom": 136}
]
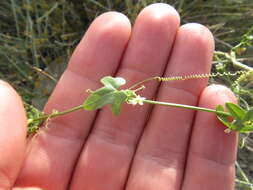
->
[{"left": 0, "top": 3, "right": 237, "bottom": 190}]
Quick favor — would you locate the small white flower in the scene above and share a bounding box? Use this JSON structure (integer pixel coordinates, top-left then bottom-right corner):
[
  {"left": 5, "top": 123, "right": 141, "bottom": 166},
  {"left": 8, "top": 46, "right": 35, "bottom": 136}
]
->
[{"left": 128, "top": 95, "right": 146, "bottom": 106}]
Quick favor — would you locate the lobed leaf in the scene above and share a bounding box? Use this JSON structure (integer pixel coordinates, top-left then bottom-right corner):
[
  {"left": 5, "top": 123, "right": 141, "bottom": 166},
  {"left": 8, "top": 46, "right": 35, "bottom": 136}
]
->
[
  {"left": 83, "top": 76, "right": 131, "bottom": 115},
  {"left": 110, "top": 91, "right": 128, "bottom": 115},
  {"left": 216, "top": 104, "right": 253, "bottom": 133},
  {"left": 243, "top": 107, "right": 253, "bottom": 122},
  {"left": 225, "top": 102, "right": 246, "bottom": 120},
  {"left": 238, "top": 125, "right": 253, "bottom": 133},
  {"left": 216, "top": 105, "right": 235, "bottom": 130},
  {"left": 240, "top": 107, "right": 253, "bottom": 132},
  {"left": 83, "top": 86, "right": 116, "bottom": 111},
  {"left": 101, "top": 76, "right": 126, "bottom": 89}
]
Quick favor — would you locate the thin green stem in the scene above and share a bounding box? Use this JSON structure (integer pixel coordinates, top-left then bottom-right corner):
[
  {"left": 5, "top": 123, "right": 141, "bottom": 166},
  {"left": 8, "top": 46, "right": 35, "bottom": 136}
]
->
[
  {"left": 28, "top": 98, "right": 231, "bottom": 127},
  {"left": 133, "top": 85, "right": 145, "bottom": 93},
  {"left": 236, "top": 161, "right": 253, "bottom": 190},
  {"left": 177, "top": 0, "right": 185, "bottom": 12},
  {"left": 232, "top": 61, "right": 253, "bottom": 71},
  {"left": 10, "top": 0, "right": 20, "bottom": 37},
  {"left": 214, "top": 51, "right": 253, "bottom": 71},
  {"left": 143, "top": 99, "right": 231, "bottom": 116},
  {"left": 128, "top": 77, "right": 157, "bottom": 90},
  {"left": 28, "top": 105, "right": 84, "bottom": 125},
  {"left": 235, "top": 179, "right": 253, "bottom": 187}
]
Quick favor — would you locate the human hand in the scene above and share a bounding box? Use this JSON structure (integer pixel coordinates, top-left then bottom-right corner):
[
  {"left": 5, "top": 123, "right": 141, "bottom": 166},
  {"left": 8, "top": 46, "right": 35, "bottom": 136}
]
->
[{"left": 0, "top": 3, "right": 237, "bottom": 190}]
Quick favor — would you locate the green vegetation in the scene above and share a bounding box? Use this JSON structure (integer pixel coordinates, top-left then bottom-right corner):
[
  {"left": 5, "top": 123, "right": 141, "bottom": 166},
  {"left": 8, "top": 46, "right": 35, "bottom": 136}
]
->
[{"left": 0, "top": 0, "right": 253, "bottom": 189}]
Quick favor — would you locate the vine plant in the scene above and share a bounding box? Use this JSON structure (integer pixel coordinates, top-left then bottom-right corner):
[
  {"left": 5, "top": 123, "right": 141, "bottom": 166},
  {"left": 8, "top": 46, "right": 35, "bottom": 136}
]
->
[{"left": 27, "top": 71, "right": 253, "bottom": 135}]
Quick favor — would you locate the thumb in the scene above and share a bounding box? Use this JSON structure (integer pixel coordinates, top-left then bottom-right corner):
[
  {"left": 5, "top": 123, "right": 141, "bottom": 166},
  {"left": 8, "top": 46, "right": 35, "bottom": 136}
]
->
[{"left": 0, "top": 81, "right": 27, "bottom": 189}]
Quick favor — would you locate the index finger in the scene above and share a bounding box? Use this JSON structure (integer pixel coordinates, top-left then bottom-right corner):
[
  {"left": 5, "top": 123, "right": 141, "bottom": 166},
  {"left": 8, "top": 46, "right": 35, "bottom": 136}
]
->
[{"left": 15, "top": 12, "right": 131, "bottom": 189}]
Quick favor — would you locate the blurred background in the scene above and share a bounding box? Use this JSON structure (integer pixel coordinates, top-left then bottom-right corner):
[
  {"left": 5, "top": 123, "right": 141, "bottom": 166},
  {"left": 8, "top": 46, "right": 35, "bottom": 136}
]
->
[{"left": 0, "top": 0, "right": 252, "bottom": 189}]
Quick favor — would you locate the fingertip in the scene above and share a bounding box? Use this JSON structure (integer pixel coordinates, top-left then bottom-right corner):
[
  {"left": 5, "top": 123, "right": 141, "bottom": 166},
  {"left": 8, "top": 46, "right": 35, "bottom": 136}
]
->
[
  {"left": 200, "top": 84, "right": 237, "bottom": 108},
  {"left": 83, "top": 11, "right": 131, "bottom": 45},
  {"left": 98, "top": 11, "right": 131, "bottom": 27},
  {"left": 197, "top": 84, "right": 238, "bottom": 149},
  {"left": 137, "top": 3, "right": 180, "bottom": 29},
  {"left": 0, "top": 79, "right": 13, "bottom": 89},
  {"left": 141, "top": 3, "right": 180, "bottom": 18},
  {"left": 0, "top": 80, "right": 27, "bottom": 127},
  {"left": 68, "top": 11, "right": 132, "bottom": 79},
  {"left": 179, "top": 23, "right": 215, "bottom": 55}
]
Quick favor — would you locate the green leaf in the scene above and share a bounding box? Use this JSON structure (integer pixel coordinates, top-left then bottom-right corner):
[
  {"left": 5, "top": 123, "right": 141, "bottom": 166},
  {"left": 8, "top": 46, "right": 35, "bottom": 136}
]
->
[
  {"left": 237, "top": 108, "right": 253, "bottom": 132},
  {"left": 110, "top": 91, "right": 128, "bottom": 115},
  {"left": 101, "top": 76, "right": 126, "bottom": 89},
  {"left": 225, "top": 102, "right": 246, "bottom": 120},
  {"left": 243, "top": 107, "right": 253, "bottom": 122},
  {"left": 232, "top": 119, "right": 244, "bottom": 131},
  {"left": 238, "top": 125, "right": 253, "bottom": 133},
  {"left": 83, "top": 76, "right": 129, "bottom": 115},
  {"left": 83, "top": 86, "right": 116, "bottom": 111},
  {"left": 216, "top": 104, "right": 253, "bottom": 133},
  {"left": 216, "top": 105, "right": 235, "bottom": 130}
]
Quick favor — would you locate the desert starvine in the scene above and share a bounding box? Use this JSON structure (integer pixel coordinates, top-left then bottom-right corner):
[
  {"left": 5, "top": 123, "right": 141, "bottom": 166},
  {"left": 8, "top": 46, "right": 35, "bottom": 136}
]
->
[{"left": 28, "top": 72, "right": 253, "bottom": 135}]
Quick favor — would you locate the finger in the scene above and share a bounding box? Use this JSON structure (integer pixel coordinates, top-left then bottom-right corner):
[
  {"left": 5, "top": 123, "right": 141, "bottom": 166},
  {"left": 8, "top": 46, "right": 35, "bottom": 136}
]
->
[
  {"left": 126, "top": 24, "right": 214, "bottom": 190},
  {"left": 182, "top": 85, "right": 237, "bottom": 190},
  {"left": 70, "top": 3, "right": 180, "bottom": 190},
  {"left": 15, "top": 12, "right": 131, "bottom": 189},
  {"left": 0, "top": 81, "right": 26, "bottom": 189}
]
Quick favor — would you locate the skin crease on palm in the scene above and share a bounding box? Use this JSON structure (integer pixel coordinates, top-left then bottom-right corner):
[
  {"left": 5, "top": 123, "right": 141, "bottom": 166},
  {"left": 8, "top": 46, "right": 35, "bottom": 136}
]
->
[{"left": 0, "top": 3, "right": 238, "bottom": 190}]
